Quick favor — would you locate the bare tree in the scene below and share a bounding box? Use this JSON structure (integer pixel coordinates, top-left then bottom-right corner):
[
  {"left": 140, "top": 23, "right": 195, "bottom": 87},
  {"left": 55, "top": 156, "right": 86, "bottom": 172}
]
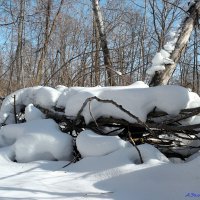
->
[
  {"left": 35, "top": 0, "right": 64, "bottom": 85},
  {"left": 15, "top": 0, "right": 25, "bottom": 87}
]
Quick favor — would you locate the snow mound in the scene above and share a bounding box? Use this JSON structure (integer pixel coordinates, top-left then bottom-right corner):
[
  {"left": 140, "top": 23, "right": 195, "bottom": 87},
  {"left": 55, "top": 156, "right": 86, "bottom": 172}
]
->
[
  {"left": 64, "top": 85, "right": 196, "bottom": 124},
  {"left": 35, "top": 86, "right": 61, "bottom": 108},
  {"left": 68, "top": 143, "right": 169, "bottom": 173},
  {"left": 128, "top": 81, "right": 149, "bottom": 88},
  {"left": 57, "top": 82, "right": 148, "bottom": 109},
  {"left": 55, "top": 85, "right": 68, "bottom": 92},
  {"left": 0, "top": 84, "right": 200, "bottom": 126},
  {"left": 0, "top": 119, "right": 73, "bottom": 162},
  {"left": 76, "top": 130, "right": 131, "bottom": 157},
  {"left": 0, "top": 86, "right": 60, "bottom": 124}
]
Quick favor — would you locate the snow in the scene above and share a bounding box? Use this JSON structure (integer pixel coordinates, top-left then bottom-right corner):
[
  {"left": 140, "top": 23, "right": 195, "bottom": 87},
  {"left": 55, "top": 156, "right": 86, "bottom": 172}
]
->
[
  {"left": 64, "top": 85, "right": 199, "bottom": 124},
  {"left": 0, "top": 119, "right": 73, "bottom": 162},
  {"left": 35, "top": 86, "right": 61, "bottom": 108},
  {"left": 0, "top": 141, "right": 200, "bottom": 199},
  {"left": 147, "top": 30, "right": 179, "bottom": 76},
  {"left": 25, "top": 104, "right": 45, "bottom": 121},
  {"left": 116, "top": 71, "right": 122, "bottom": 76},
  {"left": 76, "top": 130, "right": 131, "bottom": 157},
  {"left": 0, "top": 86, "right": 60, "bottom": 124},
  {"left": 146, "top": 50, "right": 174, "bottom": 75},
  {"left": 128, "top": 80, "right": 149, "bottom": 88},
  {"left": 57, "top": 82, "right": 148, "bottom": 109},
  {"left": 0, "top": 84, "right": 199, "bottom": 126},
  {"left": 146, "top": 64, "right": 165, "bottom": 75},
  {"left": 0, "top": 83, "right": 200, "bottom": 199}
]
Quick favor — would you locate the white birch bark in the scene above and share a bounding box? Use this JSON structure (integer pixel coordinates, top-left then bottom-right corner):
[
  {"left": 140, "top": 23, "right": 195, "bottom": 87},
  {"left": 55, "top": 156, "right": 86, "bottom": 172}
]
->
[
  {"left": 150, "top": 1, "right": 200, "bottom": 86},
  {"left": 92, "top": 0, "right": 116, "bottom": 86}
]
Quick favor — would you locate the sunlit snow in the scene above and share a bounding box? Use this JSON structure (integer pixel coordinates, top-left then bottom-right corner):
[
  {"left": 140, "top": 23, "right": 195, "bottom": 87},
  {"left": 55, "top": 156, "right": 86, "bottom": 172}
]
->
[{"left": 0, "top": 82, "right": 200, "bottom": 199}]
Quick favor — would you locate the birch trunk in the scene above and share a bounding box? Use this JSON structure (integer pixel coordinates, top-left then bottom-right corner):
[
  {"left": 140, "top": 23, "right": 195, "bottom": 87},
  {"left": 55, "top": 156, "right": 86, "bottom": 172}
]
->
[
  {"left": 150, "top": 1, "right": 200, "bottom": 86},
  {"left": 92, "top": 0, "right": 116, "bottom": 86}
]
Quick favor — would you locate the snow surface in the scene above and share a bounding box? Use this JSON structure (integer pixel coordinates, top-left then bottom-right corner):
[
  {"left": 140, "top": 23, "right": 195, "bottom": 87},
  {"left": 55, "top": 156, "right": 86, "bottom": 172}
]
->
[{"left": 0, "top": 136, "right": 200, "bottom": 199}]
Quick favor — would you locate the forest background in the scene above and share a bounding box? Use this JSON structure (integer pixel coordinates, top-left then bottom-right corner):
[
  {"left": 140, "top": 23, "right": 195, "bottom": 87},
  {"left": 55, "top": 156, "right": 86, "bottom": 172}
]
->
[{"left": 0, "top": 0, "right": 198, "bottom": 96}]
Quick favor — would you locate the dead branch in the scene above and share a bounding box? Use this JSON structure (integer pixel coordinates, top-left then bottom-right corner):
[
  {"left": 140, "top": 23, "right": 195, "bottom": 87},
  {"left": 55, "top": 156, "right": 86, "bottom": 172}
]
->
[
  {"left": 75, "top": 96, "right": 156, "bottom": 137},
  {"left": 128, "top": 131, "right": 143, "bottom": 164},
  {"left": 31, "top": 98, "right": 200, "bottom": 159},
  {"left": 163, "top": 106, "right": 200, "bottom": 125}
]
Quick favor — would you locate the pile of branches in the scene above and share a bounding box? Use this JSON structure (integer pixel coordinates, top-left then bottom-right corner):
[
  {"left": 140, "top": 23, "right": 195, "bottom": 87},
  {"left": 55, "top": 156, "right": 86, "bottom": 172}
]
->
[{"left": 34, "top": 96, "right": 200, "bottom": 161}]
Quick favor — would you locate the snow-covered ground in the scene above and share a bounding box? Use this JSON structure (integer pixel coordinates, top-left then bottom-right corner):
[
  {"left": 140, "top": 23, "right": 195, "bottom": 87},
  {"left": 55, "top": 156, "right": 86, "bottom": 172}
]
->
[
  {"left": 0, "top": 139, "right": 200, "bottom": 200},
  {"left": 0, "top": 82, "right": 200, "bottom": 199}
]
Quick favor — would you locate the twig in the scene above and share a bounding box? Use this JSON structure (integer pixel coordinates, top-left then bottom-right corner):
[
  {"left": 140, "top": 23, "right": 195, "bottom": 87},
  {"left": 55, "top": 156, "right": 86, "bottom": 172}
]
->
[
  {"left": 89, "top": 100, "right": 99, "bottom": 128},
  {"left": 62, "top": 154, "right": 80, "bottom": 168},
  {"left": 128, "top": 131, "right": 143, "bottom": 164},
  {"left": 13, "top": 95, "right": 17, "bottom": 124},
  {"left": 163, "top": 106, "right": 200, "bottom": 125}
]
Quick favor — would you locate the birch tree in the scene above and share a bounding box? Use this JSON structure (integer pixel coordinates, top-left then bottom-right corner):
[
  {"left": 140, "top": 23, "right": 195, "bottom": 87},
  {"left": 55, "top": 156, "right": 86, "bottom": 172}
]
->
[
  {"left": 92, "top": 0, "right": 116, "bottom": 86},
  {"left": 149, "top": 1, "right": 200, "bottom": 86}
]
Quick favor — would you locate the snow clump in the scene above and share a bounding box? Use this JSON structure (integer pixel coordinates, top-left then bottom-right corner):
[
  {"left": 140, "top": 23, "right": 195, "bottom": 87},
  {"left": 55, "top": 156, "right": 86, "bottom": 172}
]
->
[
  {"left": 147, "top": 30, "right": 180, "bottom": 76},
  {"left": 0, "top": 119, "right": 73, "bottom": 162},
  {"left": 0, "top": 86, "right": 60, "bottom": 124},
  {"left": 25, "top": 104, "right": 45, "bottom": 121},
  {"left": 76, "top": 129, "right": 131, "bottom": 157},
  {"left": 0, "top": 83, "right": 200, "bottom": 126},
  {"left": 64, "top": 85, "right": 199, "bottom": 124}
]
